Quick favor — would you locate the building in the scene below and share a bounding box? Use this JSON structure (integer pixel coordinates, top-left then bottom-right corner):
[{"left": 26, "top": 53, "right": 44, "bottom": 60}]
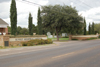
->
[{"left": 0, "top": 18, "right": 9, "bottom": 35}]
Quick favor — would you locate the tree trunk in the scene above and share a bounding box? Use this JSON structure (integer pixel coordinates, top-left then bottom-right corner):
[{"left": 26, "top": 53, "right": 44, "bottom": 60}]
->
[{"left": 56, "top": 28, "right": 59, "bottom": 41}]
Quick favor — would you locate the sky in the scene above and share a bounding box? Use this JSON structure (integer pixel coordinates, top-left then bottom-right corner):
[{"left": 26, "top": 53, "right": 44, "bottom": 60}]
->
[{"left": 0, "top": 0, "right": 100, "bottom": 29}]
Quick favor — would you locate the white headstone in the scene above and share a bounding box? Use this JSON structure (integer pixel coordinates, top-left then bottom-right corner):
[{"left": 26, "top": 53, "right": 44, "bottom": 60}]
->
[
  {"left": 62, "top": 33, "right": 66, "bottom": 37},
  {"left": 62, "top": 33, "right": 67, "bottom": 37},
  {"left": 48, "top": 35, "right": 53, "bottom": 38},
  {"left": 47, "top": 32, "right": 51, "bottom": 36},
  {"left": 3, "top": 33, "right": 6, "bottom": 35},
  {"left": 54, "top": 36, "right": 57, "bottom": 38}
]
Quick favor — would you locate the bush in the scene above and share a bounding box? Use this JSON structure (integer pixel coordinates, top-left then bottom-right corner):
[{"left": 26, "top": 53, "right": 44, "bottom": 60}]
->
[
  {"left": 86, "top": 38, "right": 97, "bottom": 40},
  {"left": 62, "top": 36, "right": 69, "bottom": 38},
  {"left": 22, "top": 39, "right": 53, "bottom": 46},
  {"left": 99, "top": 35, "right": 100, "bottom": 38},
  {"left": 0, "top": 46, "right": 3, "bottom": 49},
  {"left": 72, "top": 39, "right": 78, "bottom": 40}
]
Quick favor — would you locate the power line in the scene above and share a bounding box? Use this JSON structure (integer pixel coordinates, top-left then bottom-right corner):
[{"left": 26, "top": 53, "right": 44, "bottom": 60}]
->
[
  {"left": 78, "top": 0, "right": 93, "bottom": 8},
  {"left": 17, "top": 0, "right": 42, "bottom": 6},
  {"left": 69, "top": 0, "right": 93, "bottom": 9}
]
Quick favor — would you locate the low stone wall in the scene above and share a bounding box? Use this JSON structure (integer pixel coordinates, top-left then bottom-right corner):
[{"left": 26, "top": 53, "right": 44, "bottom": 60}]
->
[
  {"left": 69, "top": 35, "right": 98, "bottom": 40},
  {"left": 0, "top": 35, "right": 47, "bottom": 47},
  {"left": 9, "top": 37, "right": 47, "bottom": 46}
]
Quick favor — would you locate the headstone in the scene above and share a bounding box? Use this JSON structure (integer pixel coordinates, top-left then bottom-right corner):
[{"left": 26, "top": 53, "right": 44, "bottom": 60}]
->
[
  {"left": 54, "top": 36, "right": 57, "bottom": 38},
  {"left": 0, "top": 32, "right": 1, "bottom": 35},
  {"left": 3, "top": 33, "right": 6, "bottom": 35},
  {"left": 33, "top": 33, "right": 36, "bottom": 35},
  {"left": 47, "top": 32, "right": 51, "bottom": 36},
  {"left": 62, "top": 33, "right": 66, "bottom": 37},
  {"left": 62, "top": 33, "right": 67, "bottom": 37},
  {"left": 48, "top": 35, "right": 53, "bottom": 38}
]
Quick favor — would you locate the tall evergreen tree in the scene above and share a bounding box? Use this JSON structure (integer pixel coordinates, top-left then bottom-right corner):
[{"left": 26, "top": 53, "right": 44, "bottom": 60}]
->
[
  {"left": 84, "top": 18, "right": 86, "bottom": 35},
  {"left": 28, "top": 13, "right": 33, "bottom": 35},
  {"left": 88, "top": 23, "right": 91, "bottom": 35},
  {"left": 10, "top": 0, "right": 17, "bottom": 35},
  {"left": 37, "top": 8, "right": 42, "bottom": 35},
  {"left": 92, "top": 22, "right": 94, "bottom": 34}
]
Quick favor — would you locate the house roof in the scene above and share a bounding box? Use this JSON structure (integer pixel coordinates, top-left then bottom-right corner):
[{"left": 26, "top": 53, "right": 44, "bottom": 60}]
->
[{"left": 0, "top": 18, "right": 9, "bottom": 25}]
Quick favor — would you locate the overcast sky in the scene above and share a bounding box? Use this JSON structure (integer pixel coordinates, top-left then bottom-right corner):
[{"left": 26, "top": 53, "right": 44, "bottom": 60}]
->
[{"left": 0, "top": 0, "right": 100, "bottom": 28}]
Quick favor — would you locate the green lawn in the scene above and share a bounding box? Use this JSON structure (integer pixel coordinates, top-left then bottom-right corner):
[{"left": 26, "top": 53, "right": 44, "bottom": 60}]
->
[{"left": 48, "top": 38, "right": 69, "bottom": 40}]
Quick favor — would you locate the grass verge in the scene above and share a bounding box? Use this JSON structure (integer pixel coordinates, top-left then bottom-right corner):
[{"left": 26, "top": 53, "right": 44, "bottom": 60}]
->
[{"left": 48, "top": 38, "right": 69, "bottom": 41}]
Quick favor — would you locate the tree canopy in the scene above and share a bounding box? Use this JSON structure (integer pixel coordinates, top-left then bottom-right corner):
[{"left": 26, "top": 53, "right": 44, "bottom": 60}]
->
[{"left": 41, "top": 5, "right": 83, "bottom": 40}]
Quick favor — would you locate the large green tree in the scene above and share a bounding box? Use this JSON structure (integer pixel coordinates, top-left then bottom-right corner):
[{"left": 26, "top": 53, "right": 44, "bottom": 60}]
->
[
  {"left": 28, "top": 13, "right": 33, "bottom": 35},
  {"left": 84, "top": 18, "right": 86, "bottom": 35},
  {"left": 41, "top": 5, "right": 83, "bottom": 41},
  {"left": 37, "top": 8, "right": 42, "bottom": 35},
  {"left": 10, "top": 0, "right": 17, "bottom": 35}
]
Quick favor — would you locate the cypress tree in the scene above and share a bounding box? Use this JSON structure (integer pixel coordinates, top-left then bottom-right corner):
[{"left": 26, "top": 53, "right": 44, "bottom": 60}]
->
[
  {"left": 88, "top": 23, "right": 91, "bottom": 35},
  {"left": 37, "top": 8, "right": 42, "bottom": 35},
  {"left": 28, "top": 13, "right": 33, "bottom": 35},
  {"left": 10, "top": 0, "right": 17, "bottom": 35},
  {"left": 84, "top": 18, "right": 86, "bottom": 35},
  {"left": 92, "top": 22, "right": 94, "bottom": 34}
]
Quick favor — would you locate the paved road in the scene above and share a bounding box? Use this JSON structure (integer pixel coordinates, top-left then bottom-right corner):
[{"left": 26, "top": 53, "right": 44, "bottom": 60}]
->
[{"left": 0, "top": 39, "right": 100, "bottom": 67}]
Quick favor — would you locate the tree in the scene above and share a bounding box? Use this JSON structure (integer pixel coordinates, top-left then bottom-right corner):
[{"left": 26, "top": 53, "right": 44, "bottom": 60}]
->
[
  {"left": 41, "top": 5, "right": 83, "bottom": 41},
  {"left": 17, "top": 26, "right": 22, "bottom": 35},
  {"left": 92, "top": 22, "right": 94, "bottom": 34},
  {"left": 7, "top": 26, "right": 11, "bottom": 33},
  {"left": 94, "top": 23, "right": 100, "bottom": 34},
  {"left": 88, "top": 23, "right": 91, "bottom": 35},
  {"left": 20, "top": 28, "right": 29, "bottom": 35},
  {"left": 37, "top": 8, "right": 42, "bottom": 35},
  {"left": 32, "top": 24, "right": 38, "bottom": 34},
  {"left": 28, "top": 13, "right": 33, "bottom": 35},
  {"left": 10, "top": 0, "right": 17, "bottom": 35},
  {"left": 84, "top": 18, "right": 86, "bottom": 35}
]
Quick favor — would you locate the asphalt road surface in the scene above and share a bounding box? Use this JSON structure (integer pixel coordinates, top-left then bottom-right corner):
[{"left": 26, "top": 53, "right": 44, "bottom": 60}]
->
[{"left": 0, "top": 39, "right": 100, "bottom": 67}]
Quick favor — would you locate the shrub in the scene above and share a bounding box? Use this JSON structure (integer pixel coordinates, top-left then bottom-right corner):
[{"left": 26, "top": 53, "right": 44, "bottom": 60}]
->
[
  {"left": 0, "top": 46, "right": 3, "bottom": 49},
  {"left": 86, "top": 38, "right": 97, "bottom": 40},
  {"left": 99, "top": 35, "right": 100, "bottom": 38},
  {"left": 22, "top": 39, "right": 53, "bottom": 46},
  {"left": 72, "top": 39, "right": 78, "bottom": 40},
  {"left": 21, "top": 42, "right": 27, "bottom": 46},
  {"left": 62, "top": 36, "right": 69, "bottom": 38}
]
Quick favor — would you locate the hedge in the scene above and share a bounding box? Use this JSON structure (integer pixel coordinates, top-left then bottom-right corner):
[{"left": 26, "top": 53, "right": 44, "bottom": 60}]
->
[{"left": 22, "top": 39, "right": 53, "bottom": 46}]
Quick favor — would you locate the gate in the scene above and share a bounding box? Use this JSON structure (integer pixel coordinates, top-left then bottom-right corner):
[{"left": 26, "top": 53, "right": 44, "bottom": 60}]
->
[{"left": 4, "top": 41, "right": 9, "bottom": 46}]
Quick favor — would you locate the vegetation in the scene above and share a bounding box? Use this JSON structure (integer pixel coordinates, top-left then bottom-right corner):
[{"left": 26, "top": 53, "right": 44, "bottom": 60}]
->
[
  {"left": 41, "top": 5, "right": 83, "bottom": 41},
  {"left": 88, "top": 23, "right": 92, "bottom": 34},
  {"left": 94, "top": 23, "right": 100, "bottom": 33},
  {"left": 86, "top": 37, "right": 97, "bottom": 40},
  {"left": 37, "top": 8, "right": 42, "bottom": 35},
  {"left": 22, "top": 39, "right": 53, "bottom": 46},
  {"left": 92, "top": 22, "right": 94, "bottom": 34},
  {"left": 84, "top": 18, "right": 86, "bottom": 35},
  {"left": 10, "top": 0, "right": 17, "bottom": 35},
  {"left": 28, "top": 13, "right": 33, "bottom": 35},
  {"left": 48, "top": 38, "right": 69, "bottom": 41}
]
